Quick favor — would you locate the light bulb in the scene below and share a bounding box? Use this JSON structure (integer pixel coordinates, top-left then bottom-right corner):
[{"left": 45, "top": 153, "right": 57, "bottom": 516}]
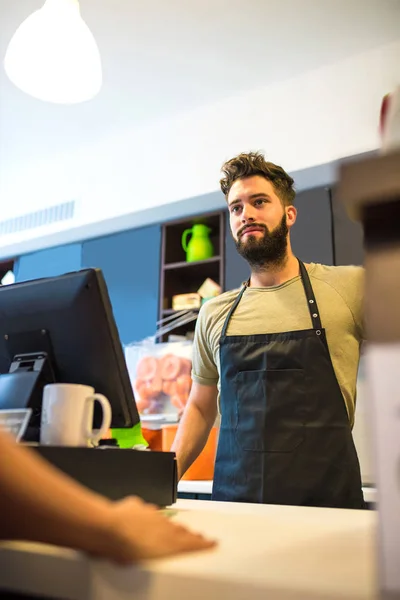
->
[{"left": 4, "top": 0, "right": 102, "bottom": 104}]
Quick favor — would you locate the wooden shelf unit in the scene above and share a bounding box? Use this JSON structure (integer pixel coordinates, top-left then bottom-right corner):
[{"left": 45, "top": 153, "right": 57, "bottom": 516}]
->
[{"left": 159, "top": 211, "right": 225, "bottom": 342}]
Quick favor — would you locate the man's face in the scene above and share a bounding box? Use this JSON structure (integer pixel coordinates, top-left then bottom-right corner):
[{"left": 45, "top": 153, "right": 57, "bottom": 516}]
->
[{"left": 227, "top": 175, "right": 296, "bottom": 268}]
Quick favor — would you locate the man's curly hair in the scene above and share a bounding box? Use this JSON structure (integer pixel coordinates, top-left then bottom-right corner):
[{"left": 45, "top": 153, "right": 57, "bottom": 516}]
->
[{"left": 220, "top": 151, "right": 296, "bottom": 207}]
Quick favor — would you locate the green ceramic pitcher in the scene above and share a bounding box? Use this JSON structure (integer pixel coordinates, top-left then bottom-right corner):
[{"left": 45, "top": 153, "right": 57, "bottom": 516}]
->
[{"left": 181, "top": 224, "right": 214, "bottom": 262}]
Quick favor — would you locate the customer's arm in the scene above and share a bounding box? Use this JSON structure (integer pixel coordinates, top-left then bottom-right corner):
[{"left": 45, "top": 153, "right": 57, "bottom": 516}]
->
[
  {"left": 171, "top": 382, "right": 218, "bottom": 479},
  {"left": 0, "top": 430, "right": 215, "bottom": 563}
]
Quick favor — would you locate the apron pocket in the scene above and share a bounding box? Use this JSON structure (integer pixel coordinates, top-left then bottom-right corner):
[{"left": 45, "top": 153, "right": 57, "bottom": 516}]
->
[{"left": 235, "top": 369, "right": 307, "bottom": 452}]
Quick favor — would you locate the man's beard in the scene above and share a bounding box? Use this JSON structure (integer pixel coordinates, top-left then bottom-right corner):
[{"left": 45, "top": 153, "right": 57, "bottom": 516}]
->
[{"left": 235, "top": 214, "right": 289, "bottom": 270}]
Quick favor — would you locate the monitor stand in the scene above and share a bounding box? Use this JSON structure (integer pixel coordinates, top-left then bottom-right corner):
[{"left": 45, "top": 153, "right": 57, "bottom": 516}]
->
[{"left": 0, "top": 329, "right": 56, "bottom": 441}]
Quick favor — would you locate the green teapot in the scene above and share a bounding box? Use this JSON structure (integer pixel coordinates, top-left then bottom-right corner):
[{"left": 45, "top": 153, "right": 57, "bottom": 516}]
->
[{"left": 181, "top": 224, "right": 214, "bottom": 262}]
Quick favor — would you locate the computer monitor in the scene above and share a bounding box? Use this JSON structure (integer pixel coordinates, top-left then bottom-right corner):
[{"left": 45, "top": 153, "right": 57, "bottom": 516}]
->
[{"left": 0, "top": 268, "right": 140, "bottom": 438}]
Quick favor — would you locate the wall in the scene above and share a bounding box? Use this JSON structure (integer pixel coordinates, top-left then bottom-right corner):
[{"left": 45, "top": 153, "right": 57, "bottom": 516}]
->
[
  {"left": 0, "top": 40, "right": 398, "bottom": 258},
  {"left": 13, "top": 179, "right": 363, "bottom": 341},
  {"left": 14, "top": 226, "right": 161, "bottom": 346},
  {"left": 15, "top": 243, "right": 82, "bottom": 282},
  {"left": 81, "top": 225, "right": 161, "bottom": 345}
]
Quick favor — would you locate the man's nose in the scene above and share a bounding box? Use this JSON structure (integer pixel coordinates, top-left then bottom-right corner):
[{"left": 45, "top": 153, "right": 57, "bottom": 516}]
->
[{"left": 241, "top": 205, "right": 256, "bottom": 222}]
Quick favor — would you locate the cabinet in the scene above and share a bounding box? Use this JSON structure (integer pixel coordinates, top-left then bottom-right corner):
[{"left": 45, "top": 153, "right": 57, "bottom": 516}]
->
[
  {"left": 159, "top": 211, "right": 225, "bottom": 341},
  {"left": 330, "top": 186, "right": 364, "bottom": 266},
  {"left": 290, "top": 186, "right": 334, "bottom": 265},
  {"left": 224, "top": 212, "right": 250, "bottom": 291}
]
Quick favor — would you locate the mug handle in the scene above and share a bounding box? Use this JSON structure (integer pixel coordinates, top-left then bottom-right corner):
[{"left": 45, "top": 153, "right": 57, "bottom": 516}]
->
[{"left": 86, "top": 393, "right": 112, "bottom": 445}]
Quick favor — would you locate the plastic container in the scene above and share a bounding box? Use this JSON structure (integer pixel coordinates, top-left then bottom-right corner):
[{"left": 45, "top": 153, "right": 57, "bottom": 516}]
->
[{"left": 125, "top": 340, "right": 193, "bottom": 419}]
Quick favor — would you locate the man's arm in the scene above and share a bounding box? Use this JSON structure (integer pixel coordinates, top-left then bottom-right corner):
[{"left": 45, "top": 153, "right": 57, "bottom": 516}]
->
[
  {"left": 172, "top": 297, "right": 220, "bottom": 479},
  {"left": 171, "top": 382, "right": 218, "bottom": 479}
]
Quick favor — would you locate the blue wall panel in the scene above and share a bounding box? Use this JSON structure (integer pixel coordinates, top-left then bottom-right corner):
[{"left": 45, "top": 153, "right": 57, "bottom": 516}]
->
[
  {"left": 81, "top": 226, "right": 161, "bottom": 345},
  {"left": 15, "top": 243, "right": 82, "bottom": 282}
]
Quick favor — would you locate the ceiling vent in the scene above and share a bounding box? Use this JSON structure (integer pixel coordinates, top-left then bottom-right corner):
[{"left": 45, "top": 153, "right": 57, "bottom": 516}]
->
[{"left": 0, "top": 200, "right": 75, "bottom": 236}]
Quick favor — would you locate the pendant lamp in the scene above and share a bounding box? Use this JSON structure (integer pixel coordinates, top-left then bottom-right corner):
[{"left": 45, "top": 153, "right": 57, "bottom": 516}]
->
[{"left": 4, "top": 0, "right": 102, "bottom": 104}]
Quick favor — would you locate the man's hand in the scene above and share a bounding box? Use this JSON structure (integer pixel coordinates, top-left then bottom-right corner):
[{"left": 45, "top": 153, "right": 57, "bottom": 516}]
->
[{"left": 97, "top": 496, "right": 216, "bottom": 564}]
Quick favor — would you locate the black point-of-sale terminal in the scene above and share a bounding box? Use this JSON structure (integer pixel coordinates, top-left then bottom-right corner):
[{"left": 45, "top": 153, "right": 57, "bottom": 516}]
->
[{"left": 0, "top": 269, "right": 177, "bottom": 507}]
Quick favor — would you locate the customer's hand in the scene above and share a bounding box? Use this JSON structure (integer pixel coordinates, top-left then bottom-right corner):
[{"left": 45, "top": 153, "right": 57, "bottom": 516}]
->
[{"left": 97, "top": 496, "right": 216, "bottom": 564}]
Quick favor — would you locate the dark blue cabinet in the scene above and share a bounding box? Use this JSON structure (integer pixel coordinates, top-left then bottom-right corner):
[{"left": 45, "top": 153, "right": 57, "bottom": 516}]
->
[{"left": 291, "top": 186, "right": 334, "bottom": 265}]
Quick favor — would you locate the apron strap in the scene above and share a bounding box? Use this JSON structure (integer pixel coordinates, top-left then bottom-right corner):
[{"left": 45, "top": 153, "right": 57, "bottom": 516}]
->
[
  {"left": 220, "top": 260, "right": 323, "bottom": 338},
  {"left": 220, "top": 282, "right": 247, "bottom": 338},
  {"left": 298, "top": 260, "right": 322, "bottom": 331}
]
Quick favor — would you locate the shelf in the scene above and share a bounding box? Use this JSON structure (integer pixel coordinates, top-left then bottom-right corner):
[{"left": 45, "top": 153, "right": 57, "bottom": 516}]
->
[
  {"left": 162, "top": 258, "right": 221, "bottom": 298},
  {"left": 159, "top": 210, "right": 225, "bottom": 343},
  {"left": 162, "top": 308, "right": 200, "bottom": 316},
  {"left": 163, "top": 256, "right": 221, "bottom": 271},
  {"left": 163, "top": 212, "right": 222, "bottom": 265}
]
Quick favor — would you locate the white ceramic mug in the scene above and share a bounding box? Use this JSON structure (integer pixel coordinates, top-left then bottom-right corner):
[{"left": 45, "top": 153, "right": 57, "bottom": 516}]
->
[{"left": 40, "top": 383, "right": 112, "bottom": 447}]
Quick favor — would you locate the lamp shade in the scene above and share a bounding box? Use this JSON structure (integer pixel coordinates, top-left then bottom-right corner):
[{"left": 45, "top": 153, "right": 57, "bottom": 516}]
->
[{"left": 4, "top": 0, "right": 102, "bottom": 104}]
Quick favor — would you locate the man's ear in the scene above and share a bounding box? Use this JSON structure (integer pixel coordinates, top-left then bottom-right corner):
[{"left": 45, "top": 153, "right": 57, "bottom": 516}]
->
[{"left": 286, "top": 205, "right": 297, "bottom": 228}]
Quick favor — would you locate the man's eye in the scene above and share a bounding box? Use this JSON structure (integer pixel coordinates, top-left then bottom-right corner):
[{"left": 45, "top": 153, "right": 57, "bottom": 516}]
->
[
  {"left": 231, "top": 205, "right": 241, "bottom": 213},
  {"left": 254, "top": 199, "right": 265, "bottom": 206}
]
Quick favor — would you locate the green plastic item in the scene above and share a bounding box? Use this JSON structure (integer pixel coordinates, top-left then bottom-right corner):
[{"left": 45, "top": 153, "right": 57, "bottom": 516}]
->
[
  {"left": 181, "top": 224, "right": 214, "bottom": 263},
  {"left": 111, "top": 422, "right": 148, "bottom": 449}
]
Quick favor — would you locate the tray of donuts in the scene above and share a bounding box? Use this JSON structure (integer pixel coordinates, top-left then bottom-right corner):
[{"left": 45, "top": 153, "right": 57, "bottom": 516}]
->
[{"left": 125, "top": 341, "right": 193, "bottom": 421}]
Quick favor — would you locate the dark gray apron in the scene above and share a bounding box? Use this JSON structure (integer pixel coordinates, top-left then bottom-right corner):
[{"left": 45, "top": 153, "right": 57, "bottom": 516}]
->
[{"left": 212, "top": 260, "right": 365, "bottom": 508}]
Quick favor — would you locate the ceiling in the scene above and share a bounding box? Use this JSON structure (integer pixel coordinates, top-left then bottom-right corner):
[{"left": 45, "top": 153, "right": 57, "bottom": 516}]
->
[{"left": 0, "top": 0, "right": 399, "bottom": 168}]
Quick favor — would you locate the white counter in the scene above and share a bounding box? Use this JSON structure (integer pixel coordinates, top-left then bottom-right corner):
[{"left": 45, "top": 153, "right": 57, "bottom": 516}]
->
[
  {"left": 177, "top": 480, "right": 378, "bottom": 504},
  {"left": 178, "top": 479, "right": 213, "bottom": 494},
  {"left": 0, "top": 499, "right": 378, "bottom": 600}
]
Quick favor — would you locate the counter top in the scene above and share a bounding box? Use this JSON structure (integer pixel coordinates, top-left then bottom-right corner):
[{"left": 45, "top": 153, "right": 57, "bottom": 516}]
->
[
  {"left": 0, "top": 499, "right": 378, "bottom": 600},
  {"left": 177, "top": 480, "right": 378, "bottom": 504}
]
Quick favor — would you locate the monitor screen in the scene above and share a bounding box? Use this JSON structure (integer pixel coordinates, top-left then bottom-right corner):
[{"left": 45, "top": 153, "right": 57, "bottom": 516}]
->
[{"left": 0, "top": 268, "right": 140, "bottom": 434}]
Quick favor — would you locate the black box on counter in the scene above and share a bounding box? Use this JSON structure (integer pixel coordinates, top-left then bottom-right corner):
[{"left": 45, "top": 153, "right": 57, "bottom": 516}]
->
[{"left": 33, "top": 446, "right": 177, "bottom": 507}]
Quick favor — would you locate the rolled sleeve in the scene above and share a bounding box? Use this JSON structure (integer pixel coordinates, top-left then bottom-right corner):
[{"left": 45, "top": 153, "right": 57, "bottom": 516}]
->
[{"left": 191, "top": 303, "right": 219, "bottom": 386}]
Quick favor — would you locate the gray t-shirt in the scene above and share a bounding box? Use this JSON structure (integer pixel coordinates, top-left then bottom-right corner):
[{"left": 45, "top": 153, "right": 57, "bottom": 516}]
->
[{"left": 192, "top": 263, "right": 364, "bottom": 427}]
